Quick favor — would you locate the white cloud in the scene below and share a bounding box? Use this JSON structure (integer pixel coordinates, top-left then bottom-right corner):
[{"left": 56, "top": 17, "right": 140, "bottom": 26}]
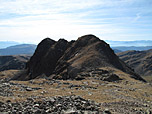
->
[
  {"left": 132, "top": 13, "right": 141, "bottom": 22},
  {"left": 0, "top": 0, "right": 152, "bottom": 42}
]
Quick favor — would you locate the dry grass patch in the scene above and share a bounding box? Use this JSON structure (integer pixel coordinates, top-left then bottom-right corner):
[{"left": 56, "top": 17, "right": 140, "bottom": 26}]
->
[
  {"left": 142, "top": 76, "right": 152, "bottom": 83},
  {"left": 0, "top": 70, "right": 152, "bottom": 113},
  {"left": 0, "top": 70, "right": 20, "bottom": 79}
]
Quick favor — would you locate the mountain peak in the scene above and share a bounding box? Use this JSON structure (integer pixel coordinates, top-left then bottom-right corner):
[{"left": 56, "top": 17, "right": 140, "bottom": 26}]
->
[
  {"left": 77, "top": 34, "right": 100, "bottom": 43},
  {"left": 39, "top": 38, "right": 56, "bottom": 46},
  {"left": 14, "top": 35, "right": 145, "bottom": 82}
]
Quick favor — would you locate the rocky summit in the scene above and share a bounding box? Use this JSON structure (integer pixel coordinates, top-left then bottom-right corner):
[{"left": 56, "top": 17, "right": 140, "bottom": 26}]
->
[{"left": 13, "top": 34, "right": 144, "bottom": 82}]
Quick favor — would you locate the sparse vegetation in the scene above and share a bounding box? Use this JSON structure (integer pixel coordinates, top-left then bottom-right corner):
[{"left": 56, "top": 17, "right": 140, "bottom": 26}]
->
[{"left": 0, "top": 68, "right": 152, "bottom": 113}]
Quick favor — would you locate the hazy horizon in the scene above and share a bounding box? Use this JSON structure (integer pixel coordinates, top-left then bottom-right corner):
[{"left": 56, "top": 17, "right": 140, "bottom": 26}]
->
[
  {"left": 0, "top": 0, "right": 152, "bottom": 44},
  {"left": 1, "top": 38, "right": 152, "bottom": 45},
  {"left": 1, "top": 39, "right": 152, "bottom": 48}
]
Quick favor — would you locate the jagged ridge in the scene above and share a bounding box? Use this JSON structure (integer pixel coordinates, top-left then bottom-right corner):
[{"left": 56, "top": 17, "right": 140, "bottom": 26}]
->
[{"left": 15, "top": 34, "right": 145, "bottom": 81}]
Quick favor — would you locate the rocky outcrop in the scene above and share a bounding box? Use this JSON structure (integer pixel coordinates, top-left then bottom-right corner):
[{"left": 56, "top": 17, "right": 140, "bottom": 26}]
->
[
  {"left": 53, "top": 35, "right": 134, "bottom": 79},
  {"left": 26, "top": 38, "right": 73, "bottom": 79},
  {"left": 16, "top": 35, "right": 145, "bottom": 81}
]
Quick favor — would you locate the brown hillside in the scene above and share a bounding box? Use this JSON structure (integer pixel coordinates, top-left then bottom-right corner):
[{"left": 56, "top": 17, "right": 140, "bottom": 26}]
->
[
  {"left": 117, "top": 49, "right": 152, "bottom": 76},
  {"left": 0, "top": 55, "right": 31, "bottom": 71}
]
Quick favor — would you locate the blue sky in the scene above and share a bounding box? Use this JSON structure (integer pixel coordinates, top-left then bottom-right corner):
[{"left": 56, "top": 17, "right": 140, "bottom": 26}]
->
[{"left": 0, "top": 0, "right": 152, "bottom": 44}]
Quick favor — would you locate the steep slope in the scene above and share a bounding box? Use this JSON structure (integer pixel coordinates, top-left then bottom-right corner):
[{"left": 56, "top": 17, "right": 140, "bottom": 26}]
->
[
  {"left": 15, "top": 35, "right": 144, "bottom": 81},
  {"left": 0, "top": 44, "right": 36, "bottom": 55},
  {"left": 117, "top": 49, "right": 152, "bottom": 76},
  {"left": 0, "top": 55, "right": 31, "bottom": 71},
  {"left": 54, "top": 35, "right": 137, "bottom": 79},
  {"left": 26, "top": 38, "right": 73, "bottom": 79}
]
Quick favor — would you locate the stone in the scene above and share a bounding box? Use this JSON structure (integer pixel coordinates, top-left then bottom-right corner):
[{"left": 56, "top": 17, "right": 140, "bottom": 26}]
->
[
  {"left": 26, "top": 88, "right": 33, "bottom": 91},
  {"left": 103, "top": 109, "right": 111, "bottom": 114},
  {"left": 102, "top": 73, "right": 122, "bottom": 82},
  {"left": 63, "top": 108, "right": 78, "bottom": 114}
]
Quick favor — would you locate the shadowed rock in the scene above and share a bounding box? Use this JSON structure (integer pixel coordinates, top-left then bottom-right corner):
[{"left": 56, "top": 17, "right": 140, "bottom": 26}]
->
[{"left": 14, "top": 34, "right": 145, "bottom": 82}]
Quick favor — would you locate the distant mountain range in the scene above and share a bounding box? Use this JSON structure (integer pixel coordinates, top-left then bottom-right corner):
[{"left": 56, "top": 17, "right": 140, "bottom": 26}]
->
[
  {"left": 0, "top": 41, "right": 19, "bottom": 49},
  {"left": 106, "top": 40, "right": 152, "bottom": 52},
  {"left": 0, "top": 44, "right": 37, "bottom": 55},
  {"left": 1, "top": 40, "right": 152, "bottom": 48},
  {"left": 112, "top": 46, "right": 152, "bottom": 52},
  {"left": 106, "top": 40, "right": 152, "bottom": 47}
]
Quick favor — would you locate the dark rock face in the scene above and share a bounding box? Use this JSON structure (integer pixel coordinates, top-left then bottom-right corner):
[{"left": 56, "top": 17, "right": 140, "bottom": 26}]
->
[
  {"left": 26, "top": 38, "right": 72, "bottom": 79},
  {"left": 18, "top": 35, "right": 144, "bottom": 81}
]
